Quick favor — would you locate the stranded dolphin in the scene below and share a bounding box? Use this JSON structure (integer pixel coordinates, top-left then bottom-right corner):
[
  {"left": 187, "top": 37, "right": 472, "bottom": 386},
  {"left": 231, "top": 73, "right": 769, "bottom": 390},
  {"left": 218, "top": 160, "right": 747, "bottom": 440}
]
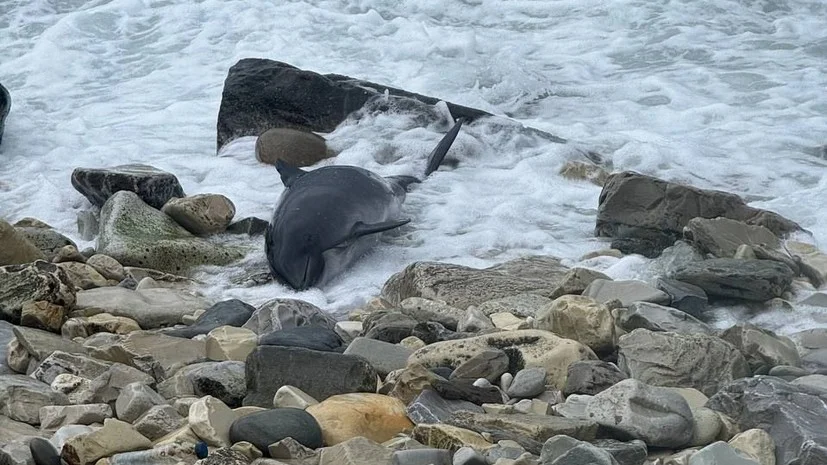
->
[{"left": 265, "top": 120, "right": 463, "bottom": 290}]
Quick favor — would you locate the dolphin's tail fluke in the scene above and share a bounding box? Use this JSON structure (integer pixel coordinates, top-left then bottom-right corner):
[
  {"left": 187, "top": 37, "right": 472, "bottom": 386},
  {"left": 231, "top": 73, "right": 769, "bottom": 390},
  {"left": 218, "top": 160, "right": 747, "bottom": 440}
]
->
[{"left": 424, "top": 119, "right": 463, "bottom": 177}]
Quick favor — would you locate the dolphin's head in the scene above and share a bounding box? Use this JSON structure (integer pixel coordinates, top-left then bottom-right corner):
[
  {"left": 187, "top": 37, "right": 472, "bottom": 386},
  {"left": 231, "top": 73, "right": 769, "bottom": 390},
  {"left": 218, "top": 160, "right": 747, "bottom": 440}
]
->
[{"left": 265, "top": 228, "right": 327, "bottom": 291}]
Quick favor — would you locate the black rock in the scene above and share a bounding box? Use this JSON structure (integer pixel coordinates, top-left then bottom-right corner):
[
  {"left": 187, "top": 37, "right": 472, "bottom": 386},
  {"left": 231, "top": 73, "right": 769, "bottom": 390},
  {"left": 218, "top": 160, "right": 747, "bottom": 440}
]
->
[
  {"left": 431, "top": 366, "right": 454, "bottom": 379},
  {"left": 406, "top": 389, "right": 484, "bottom": 424},
  {"left": 450, "top": 349, "right": 510, "bottom": 383},
  {"left": 29, "top": 437, "right": 60, "bottom": 465},
  {"left": 0, "top": 82, "right": 9, "bottom": 146},
  {"left": 592, "top": 439, "right": 647, "bottom": 465},
  {"left": 243, "top": 346, "right": 377, "bottom": 407},
  {"left": 186, "top": 361, "right": 246, "bottom": 408},
  {"left": 670, "top": 258, "right": 794, "bottom": 302},
  {"left": 258, "top": 325, "right": 344, "bottom": 352},
  {"left": 706, "top": 376, "right": 827, "bottom": 465},
  {"left": 71, "top": 164, "right": 185, "bottom": 210},
  {"left": 363, "top": 312, "right": 417, "bottom": 343},
  {"left": 431, "top": 378, "right": 503, "bottom": 405},
  {"left": 164, "top": 299, "right": 256, "bottom": 339},
  {"left": 229, "top": 408, "right": 323, "bottom": 453},
  {"left": 656, "top": 278, "right": 707, "bottom": 317},
  {"left": 611, "top": 235, "right": 678, "bottom": 259},
  {"left": 226, "top": 217, "right": 269, "bottom": 236},
  {"left": 563, "top": 360, "right": 628, "bottom": 397}
]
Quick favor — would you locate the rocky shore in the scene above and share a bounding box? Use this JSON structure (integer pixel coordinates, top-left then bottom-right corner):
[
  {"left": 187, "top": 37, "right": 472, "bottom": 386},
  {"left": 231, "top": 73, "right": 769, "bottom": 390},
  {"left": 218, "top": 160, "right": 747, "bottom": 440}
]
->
[{"left": 2, "top": 60, "right": 827, "bottom": 465}]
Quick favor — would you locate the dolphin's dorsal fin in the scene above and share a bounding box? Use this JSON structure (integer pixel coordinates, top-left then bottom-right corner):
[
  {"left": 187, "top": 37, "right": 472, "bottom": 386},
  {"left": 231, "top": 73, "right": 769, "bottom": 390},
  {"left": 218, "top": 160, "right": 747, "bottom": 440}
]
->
[
  {"left": 275, "top": 159, "right": 307, "bottom": 187},
  {"left": 328, "top": 218, "right": 411, "bottom": 248},
  {"left": 424, "top": 119, "right": 463, "bottom": 177}
]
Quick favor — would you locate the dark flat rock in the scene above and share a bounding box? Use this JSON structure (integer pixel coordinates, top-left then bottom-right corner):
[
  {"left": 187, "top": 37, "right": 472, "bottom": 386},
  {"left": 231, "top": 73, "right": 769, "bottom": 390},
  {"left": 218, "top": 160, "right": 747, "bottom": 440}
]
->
[
  {"left": 71, "top": 164, "right": 184, "bottom": 210},
  {"left": 670, "top": 258, "right": 794, "bottom": 301},
  {"left": 163, "top": 299, "right": 255, "bottom": 339},
  {"left": 229, "top": 408, "right": 322, "bottom": 454},
  {"left": 258, "top": 325, "right": 344, "bottom": 352}
]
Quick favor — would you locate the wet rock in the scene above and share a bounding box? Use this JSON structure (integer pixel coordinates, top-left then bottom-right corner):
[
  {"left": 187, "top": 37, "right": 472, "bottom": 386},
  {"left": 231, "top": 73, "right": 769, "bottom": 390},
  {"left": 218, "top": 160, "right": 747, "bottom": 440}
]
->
[
  {"left": 96, "top": 191, "right": 241, "bottom": 273},
  {"left": 229, "top": 407, "right": 323, "bottom": 452},
  {"left": 225, "top": 216, "right": 269, "bottom": 236},
  {"left": 614, "top": 302, "right": 712, "bottom": 335},
  {"left": 406, "top": 389, "right": 484, "bottom": 425},
  {"left": 243, "top": 346, "right": 376, "bottom": 407},
  {"left": 258, "top": 325, "right": 343, "bottom": 352},
  {"left": 595, "top": 171, "right": 800, "bottom": 257},
  {"left": 540, "top": 435, "right": 619, "bottom": 465},
  {"left": 307, "top": 393, "right": 413, "bottom": 445},
  {"left": 786, "top": 241, "right": 827, "bottom": 287},
  {"left": 71, "top": 164, "right": 185, "bottom": 210},
  {"left": 670, "top": 258, "right": 793, "bottom": 302},
  {"left": 618, "top": 329, "right": 749, "bottom": 396},
  {"left": 684, "top": 217, "right": 780, "bottom": 259},
  {"left": 582, "top": 279, "right": 671, "bottom": 307},
  {"left": 382, "top": 256, "right": 570, "bottom": 310},
  {"left": 408, "top": 329, "right": 596, "bottom": 390},
  {"left": 0, "top": 261, "right": 75, "bottom": 324},
  {"left": 563, "top": 360, "right": 628, "bottom": 397},
  {"left": 60, "top": 418, "right": 152, "bottom": 465},
  {"left": 343, "top": 337, "right": 412, "bottom": 376},
  {"left": 242, "top": 298, "right": 336, "bottom": 334},
  {"left": 585, "top": 378, "right": 694, "bottom": 448},
  {"left": 534, "top": 295, "right": 616, "bottom": 355},
  {"left": 560, "top": 160, "right": 609, "bottom": 185},
  {"left": 255, "top": 127, "right": 331, "bottom": 167},
  {"left": 720, "top": 323, "right": 800, "bottom": 374},
  {"left": 0, "top": 82, "right": 9, "bottom": 145},
  {"left": 161, "top": 194, "right": 236, "bottom": 236},
  {"left": 0, "top": 219, "right": 45, "bottom": 266},
  {"left": 74, "top": 286, "right": 210, "bottom": 330}
]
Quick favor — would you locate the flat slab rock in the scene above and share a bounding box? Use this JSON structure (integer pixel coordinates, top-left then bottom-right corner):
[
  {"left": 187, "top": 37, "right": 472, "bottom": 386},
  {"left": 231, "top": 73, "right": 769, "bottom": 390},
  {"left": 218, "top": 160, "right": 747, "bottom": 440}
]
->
[
  {"left": 74, "top": 286, "right": 211, "bottom": 330},
  {"left": 670, "top": 258, "right": 794, "bottom": 301},
  {"left": 382, "top": 256, "right": 571, "bottom": 310},
  {"left": 71, "top": 164, "right": 184, "bottom": 209}
]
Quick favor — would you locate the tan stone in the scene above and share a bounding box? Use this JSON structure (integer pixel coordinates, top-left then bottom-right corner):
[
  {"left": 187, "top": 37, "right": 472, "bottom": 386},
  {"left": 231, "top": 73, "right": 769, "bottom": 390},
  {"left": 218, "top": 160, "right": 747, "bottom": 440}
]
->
[
  {"left": 408, "top": 329, "right": 596, "bottom": 389},
  {"left": 85, "top": 254, "right": 125, "bottom": 281},
  {"left": 788, "top": 241, "right": 827, "bottom": 287},
  {"left": 534, "top": 295, "right": 615, "bottom": 354},
  {"left": 579, "top": 249, "right": 623, "bottom": 260},
  {"left": 307, "top": 393, "right": 414, "bottom": 445},
  {"left": 6, "top": 338, "right": 31, "bottom": 373},
  {"left": 205, "top": 325, "right": 257, "bottom": 362},
  {"left": 411, "top": 424, "right": 493, "bottom": 452},
  {"left": 161, "top": 194, "right": 236, "bottom": 236},
  {"left": 62, "top": 313, "right": 141, "bottom": 339},
  {"left": 255, "top": 127, "right": 331, "bottom": 167},
  {"left": 729, "top": 428, "right": 776, "bottom": 465},
  {"left": 386, "top": 363, "right": 438, "bottom": 405},
  {"left": 490, "top": 312, "right": 529, "bottom": 330},
  {"left": 52, "top": 245, "right": 87, "bottom": 264},
  {"left": 61, "top": 418, "right": 151, "bottom": 465},
  {"left": 690, "top": 407, "right": 722, "bottom": 447},
  {"left": 57, "top": 262, "right": 113, "bottom": 290},
  {"left": 152, "top": 424, "right": 202, "bottom": 448},
  {"left": 399, "top": 336, "right": 426, "bottom": 351},
  {"left": 0, "top": 219, "right": 45, "bottom": 265},
  {"left": 20, "top": 300, "right": 66, "bottom": 333},
  {"left": 188, "top": 395, "right": 234, "bottom": 447},
  {"left": 664, "top": 387, "right": 709, "bottom": 409},
  {"left": 273, "top": 385, "right": 318, "bottom": 410}
]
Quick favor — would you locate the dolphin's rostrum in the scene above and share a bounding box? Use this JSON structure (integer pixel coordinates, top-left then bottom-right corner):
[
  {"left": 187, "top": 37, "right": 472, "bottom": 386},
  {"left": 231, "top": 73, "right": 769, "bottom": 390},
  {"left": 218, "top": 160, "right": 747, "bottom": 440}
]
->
[{"left": 265, "top": 119, "right": 463, "bottom": 290}]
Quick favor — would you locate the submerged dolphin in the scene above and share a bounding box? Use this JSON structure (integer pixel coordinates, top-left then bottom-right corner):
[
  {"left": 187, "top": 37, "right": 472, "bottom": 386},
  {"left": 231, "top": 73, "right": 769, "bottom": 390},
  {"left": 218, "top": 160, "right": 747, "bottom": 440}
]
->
[{"left": 265, "top": 120, "right": 463, "bottom": 290}]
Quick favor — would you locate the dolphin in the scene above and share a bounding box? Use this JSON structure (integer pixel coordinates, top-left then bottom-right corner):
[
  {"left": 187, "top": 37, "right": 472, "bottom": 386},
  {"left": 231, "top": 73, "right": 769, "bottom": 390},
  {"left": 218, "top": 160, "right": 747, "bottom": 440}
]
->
[{"left": 265, "top": 119, "right": 463, "bottom": 290}]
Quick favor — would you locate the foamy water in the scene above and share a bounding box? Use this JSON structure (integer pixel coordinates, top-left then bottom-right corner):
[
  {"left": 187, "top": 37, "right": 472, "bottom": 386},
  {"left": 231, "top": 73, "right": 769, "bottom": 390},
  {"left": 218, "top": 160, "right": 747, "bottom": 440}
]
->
[{"left": 1, "top": 0, "right": 826, "bottom": 332}]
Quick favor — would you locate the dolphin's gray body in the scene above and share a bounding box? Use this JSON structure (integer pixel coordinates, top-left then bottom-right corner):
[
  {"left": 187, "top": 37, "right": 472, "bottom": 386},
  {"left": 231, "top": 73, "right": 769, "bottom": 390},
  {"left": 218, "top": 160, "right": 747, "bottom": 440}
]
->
[{"left": 265, "top": 120, "right": 462, "bottom": 290}]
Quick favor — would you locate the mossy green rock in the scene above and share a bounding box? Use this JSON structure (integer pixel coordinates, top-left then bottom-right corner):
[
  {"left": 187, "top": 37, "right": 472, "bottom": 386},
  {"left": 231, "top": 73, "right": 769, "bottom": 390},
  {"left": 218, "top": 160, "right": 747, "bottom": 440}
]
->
[{"left": 97, "top": 191, "right": 242, "bottom": 274}]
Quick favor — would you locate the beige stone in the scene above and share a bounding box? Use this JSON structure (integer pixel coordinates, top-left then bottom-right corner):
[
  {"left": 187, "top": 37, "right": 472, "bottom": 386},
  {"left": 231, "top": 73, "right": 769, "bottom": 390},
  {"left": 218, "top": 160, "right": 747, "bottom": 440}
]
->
[
  {"left": 161, "top": 194, "right": 236, "bottom": 236},
  {"left": 780, "top": 241, "right": 827, "bottom": 287},
  {"left": 490, "top": 312, "right": 529, "bottom": 330},
  {"left": 188, "top": 395, "right": 234, "bottom": 447},
  {"left": 408, "top": 329, "right": 596, "bottom": 389},
  {"left": 205, "top": 326, "right": 257, "bottom": 362},
  {"left": 6, "top": 338, "right": 31, "bottom": 373},
  {"left": 152, "top": 424, "right": 202, "bottom": 448},
  {"left": 255, "top": 127, "right": 331, "bottom": 167},
  {"left": 273, "top": 385, "right": 319, "bottom": 410},
  {"left": 729, "top": 428, "right": 776, "bottom": 465},
  {"left": 386, "top": 363, "right": 439, "bottom": 405},
  {"left": 20, "top": 300, "right": 66, "bottom": 333},
  {"left": 559, "top": 160, "right": 609, "bottom": 186},
  {"left": 399, "top": 336, "right": 426, "bottom": 351},
  {"left": 40, "top": 404, "right": 113, "bottom": 430},
  {"left": 534, "top": 295, "right": 615, "bottom": 354},
  {"left": 62, "top": 313, "right": 141, "bottom": 339},
  {"left": 549, "top": 267, "right": 613, "bottom": 299},
  {"left": 334, "top": 321, "right": 362, "bottom": 344},
  {"left": 664, "top": 387, "right": 709, "bottom": 409},
  {"left": 579, "top": 249, "right": 623, "bottom": 260},
  {"left": 61, "top": 418, "right": 152, "bottom": 465},
  {"left": 307, "top": 393, "right": 414, "bottom": 445},
  {"left": 232, "top": 405, "right": 267, "bottom": 418},
  {"left": 85, "top": 254, "right": 125, "bottom": 281},
  {"left": 57, "top": 262, "right": 113, "bottom": 290},
  {"left": 411, "top": 423, "right": 493, "bottom": 451},
  {"left": 0, "top": 218, "right": 45, "bottom": 265},
  {"left": 52, "top": 245, "right": 87, "bottom": 264},
  {"left": 690, "top": 407, "right": 722, "bottom": 447},
  {"left": 231, "top": 441, "right": 263, "bottom": 461}
]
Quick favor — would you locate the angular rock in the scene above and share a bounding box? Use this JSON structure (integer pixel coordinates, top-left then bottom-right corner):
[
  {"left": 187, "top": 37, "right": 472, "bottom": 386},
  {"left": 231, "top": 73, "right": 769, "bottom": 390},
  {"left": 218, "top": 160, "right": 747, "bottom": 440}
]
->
[
  {"left": 71, "top": 164, "right": 184, "bottom": 210},
  {"left": 317, "top": 436, "right": 392, "bottom": 465},
  {"left": 74, "top": 286, "right": 210, "bottom": 330},
  {"left": 431, "top": 378, "right": 503, "bottom": 405},
  {"left": 406, "top": 389, "right": 484, "bottom": 424},
  {"left": 229, "top": 408, "right": 323, "bottom": 453},
  {"left": 131, "top": 404, "right": 185, "bottom": 441},
  {"left": 453, "top": 447, "right": 488, "bottom": 465},
  {"left": 363, "top": 311, "right": 418, "bottom": 343},
  {"left": 83, "top": 330, "right": 206, "bottom": 381},
  {"left": 688, "top": 441, "right": 760, "bottom": 465},
  {"left": 60, "top": 418, "right": 151, "bottom": 465},
  {"left": 563, "top": 360, "right": 628, "bottom": 397},
  {"left": 585, "top": 378, "right": 694, "bottom": 448},
  {"left": 19, "top": 300, "right": 66, "bottom": 333},
  {"left": 0, "top": 261, "right": 75, "bottom": 324},
  {"left": 266, "top": 436, "right": 317, "bottom": 461},
  {"left": 0, "top": 414, "right": 42, "bottom": 445},
  {"left": 685, "top": 217, "right": 780, "bottom": 259},
  {"left": 273, "top": 385, "right": 318, "bottom": 409},
  {"left": 96, "top": 191, "right": 241, "bottom": 273},
  {"left": 61, "top": 313, "right": 141, "bottom": 339},
  {"left": 540, "top": 435, "right": 619, "bottom": 465},
  {"left": 581, "top": 279, "right": 670, "bottom": 307},
  {"left": 343, "top": 337, "right": 412, "bottom": 377},
  {"left": 188, "top": 395, "right": 234, "bottom": 447},
  {"left": 75, "top": 362, "right": 156, "bottom": 405},
  {"left": 258, "top": 325, "right": 343, "bottom": 352},
  {"left": 164, "top": 299, "right": 255, "bottom": 339},
  {"left": 242, "top": 298, "right": 336, "bottom": 334},
  {"left": 30, "top": 351, "right": 111, "bottom": 385},
  {"left": 786, "top": 241, "right": 827, "bottom": 288},
  {"left": 728, "top": 429, "right": 775, "bottom": 465},
  {"left": 39, "top": 404, "right": 112, "bottom": 430},
  {"left": 205, "top": 326, "right": 257, "bottom": 362},
  {"left": 618, "top": 329, "right": 749, "bottom": 396},
  {"left": 412, "top": 424, "right": 493, "bottom": 452},
  {"left": 158, "top": 361, "right": 246, "bottom": 407},
  {"left": 720, "top": 324, "right": 800, "bottom": 374},
  {"left": 0, "top": 374, "right": 69, "bottom": 424},
  {"left": 56, "top": 262, "right": 112, "bottom": 290},
  {"left": 225, "top": 216, "right": 268, "bottom": 236},
  {"left": 595, "top": 171, "right": 800, "bottom": 257},
  {"left": 0, "top": 219, "right": 45, "bottom": 266},
  {"left": 450, "top": 349, "right": 510, "bottom": 383},
  {"left": 457, "top": 307, "right": 495, "bottom": 333},
  {"left": 656, "top": 278, "right": 708, "bottom": 317},
  {"left": 307, "top": 393, "right": 413, "bottom": 445},
  {"left": 14, "top": 222, "right": 76, "bottom": 262},
  {"left": 382, "top": 256, "right": 570, "bottom": 310},
  {"left": 706, "top": 376, "right": 827, "bottom": 465},
  {"left": 408, "top": 329, "right": 596, "bottom": 390},
  {"left": 534, "top": 295, "right": 616, "bottom": 355},
  {"left": 243, "top": 346, "right": 377, "bottom": 407},
  {"left": 115, "top": 382, "right": 167, "bottom": 423},
  {"left": 161, "top": 194, "right": 235, "bottom": 235},
  {"left": 614, "top": 302, "right": 712, "bottom": 335},
  {"left": 12, "top": 325, "right": 86, "bottom": 363},
  {"left": 670, "top": 259, "right": 793, "bottom": 302},
  {"left": 399, "top": 297, "right": 465, "bottom": 330},
  {"left": 392, "top": 448, "right": 452, "bottom": 465},
  {"left": 591, "top": 439, "right": 647, "bottom": 465},
  {"left": 549, "top": 268, "right": 613, "bottom": 300}
]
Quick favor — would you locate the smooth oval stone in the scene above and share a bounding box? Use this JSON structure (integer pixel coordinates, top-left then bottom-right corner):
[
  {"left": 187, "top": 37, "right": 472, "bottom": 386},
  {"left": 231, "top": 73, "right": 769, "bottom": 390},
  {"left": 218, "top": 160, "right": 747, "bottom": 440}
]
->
[
  {"left": 229, "top": 408, "right": 323, "bottom": 453},
  {"left": 29, "top": 437, "right": 60, "bottom": 465}
]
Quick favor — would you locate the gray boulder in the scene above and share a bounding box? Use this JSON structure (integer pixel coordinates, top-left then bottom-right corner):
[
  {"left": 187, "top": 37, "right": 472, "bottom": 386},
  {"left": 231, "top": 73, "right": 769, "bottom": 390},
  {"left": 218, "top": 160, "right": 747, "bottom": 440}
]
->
[
  {"left": 563, "top": 360, "right": 628, "bottom": 397},
  {"left": 0, "top": 374, "right": 69, "bottom": 424},
  {"left": 655, "top": 278, "right": 707, "bottom": 317},
  {"left": 0, "top": 261, "right": 75, "bottom": 324},
  {"left": 242, "top": 298, "right": 336, "bottom": 335},
  {"left": 720, "top": 324, "right": 801, "bottom": 374},
  {"left": 670, "top": 258, "right": 793, "bottom": 301},
  {"left": 582, "top": 279, "right": 671, "bottom": 307},
  {"left": 97, "top": 191, "right": 242, "bottom": 274},
  {"left": 406, "top": 389, "right": 484, "bottom": 425},
  {"left": 71, "top": 164, "right": 184, "bottom": 209},
  {"left": 684, "top": 217, "right": 780, "bottom": 259},
  {"left": 158, "top": 361, "right": 246, "bottom": 407},
  {"left": 343, "top": 337, "right": 413, "bottom": 377},
  {"left": 614, "top": 302, "right": 712, "bottom": 335},
  {"left": 74, "top": 286, "right": 211, "bottom": 329},
  {"left": 618, "top": 329, "right": 749, "bottom": 397},
  {"left": 540, "top": 435, "right": 619, "bottom": 465}
]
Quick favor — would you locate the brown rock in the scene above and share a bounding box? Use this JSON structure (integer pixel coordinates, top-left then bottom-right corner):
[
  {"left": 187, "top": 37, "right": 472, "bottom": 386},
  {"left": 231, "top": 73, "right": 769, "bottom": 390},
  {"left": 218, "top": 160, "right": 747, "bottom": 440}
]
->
[
  {"left": 161, "top": 194, "right": 236, "bottom": 235},
  {"left": 307, "top": 393, "right": 414, "bottom": 445},
  {"left": 0, "top": 219, "right": 45, "bottom": 265},
  {"left": 255, "top": 128, "right": 331, "bottom": 167},
  {"left": 20, "top": 301, "right": 66, "bottom": 333}
]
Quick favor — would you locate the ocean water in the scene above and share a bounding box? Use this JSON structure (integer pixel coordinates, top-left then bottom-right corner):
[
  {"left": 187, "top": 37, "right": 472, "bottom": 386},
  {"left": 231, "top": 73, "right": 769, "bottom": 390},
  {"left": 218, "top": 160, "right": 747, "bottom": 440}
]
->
[{"left": 1, "top": 0, "right": 826, "bottom": 333}]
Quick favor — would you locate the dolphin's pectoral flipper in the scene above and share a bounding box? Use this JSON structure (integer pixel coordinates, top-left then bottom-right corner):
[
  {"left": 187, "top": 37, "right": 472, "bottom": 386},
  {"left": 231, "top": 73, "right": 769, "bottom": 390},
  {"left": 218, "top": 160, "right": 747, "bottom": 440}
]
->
[
  {"left": 424, "top": 119, "right": 463, "bottom": 177},
  {"left": 275, "top": 159, "right": 308, "bottom": 187},
  {"left": 327, "top": 218, "right": 411, "bottom": 248}
]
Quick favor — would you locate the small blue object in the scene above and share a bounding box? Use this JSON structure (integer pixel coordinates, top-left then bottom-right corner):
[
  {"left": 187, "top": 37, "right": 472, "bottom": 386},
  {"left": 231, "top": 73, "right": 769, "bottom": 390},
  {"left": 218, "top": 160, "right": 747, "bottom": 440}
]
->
[{"left": 194, "top": 441, "right": 209, "bottom": 459}]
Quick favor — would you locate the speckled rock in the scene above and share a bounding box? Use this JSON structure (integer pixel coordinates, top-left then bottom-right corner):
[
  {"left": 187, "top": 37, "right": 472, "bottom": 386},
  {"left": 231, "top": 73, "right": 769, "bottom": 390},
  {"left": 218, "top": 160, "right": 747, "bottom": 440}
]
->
[
  {"left": 161, "top": 194, "right": 236, "bottom": 235},
  {"left": 71, "top": 164, "right": 185, "bottom": 209},
  {"left": 242, "top": 298, "right": 337, "bottom": 335},
  {"left": 0, "top": 261, "right": 76, "bottom": 324}
]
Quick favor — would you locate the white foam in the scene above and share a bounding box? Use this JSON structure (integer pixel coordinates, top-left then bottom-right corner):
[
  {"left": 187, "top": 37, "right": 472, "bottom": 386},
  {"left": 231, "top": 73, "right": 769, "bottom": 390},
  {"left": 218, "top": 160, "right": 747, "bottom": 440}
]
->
[{"left": 1, "top": 0, "right": 826, "bottom": 332}]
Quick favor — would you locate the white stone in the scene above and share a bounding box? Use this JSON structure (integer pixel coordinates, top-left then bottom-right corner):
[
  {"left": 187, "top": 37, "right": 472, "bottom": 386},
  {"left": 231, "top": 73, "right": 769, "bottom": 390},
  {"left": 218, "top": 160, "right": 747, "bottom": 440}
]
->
[
  {"left": 273, "top": 385, "right": 319, "bottom": 410},
  {"left": 188, "top": 395, "right": 234, "bottom": 447},
  {"left": 205, "top": 325, "right": 257, "bottom": 362}
]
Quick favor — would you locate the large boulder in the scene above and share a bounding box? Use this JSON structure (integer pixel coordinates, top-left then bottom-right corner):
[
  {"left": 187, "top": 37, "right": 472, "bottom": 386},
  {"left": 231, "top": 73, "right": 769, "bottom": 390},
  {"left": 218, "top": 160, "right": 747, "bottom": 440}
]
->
[
  {"left": 74, "top": 286, "right": 211, "bottom": 329},
  {"left": 684, "top": 217, "right": 780, "bottom": 259},
  {"left": 617, "top": 329, "right": 749, "bottom": 397},
  {"left": 216, "top": 59, "right": 553, "bottom": 153},
  {"left": 595, "top": 172, "right": 800, "bottom": 257},
  {"left": 534, "top": 295, "right": 616, "bottom": 355},
  {"left": 0, "top": 219, "right": 45, "bottom": 266},
  {"left": 670, "top": 258, "right": 793, "bottom": 302},
  {"left": 71, "top": 164, "right": 184, "bottom": 210},
  {"left": 707, "top": 376, "right": 827, "bottom": 465},
  {"left": 0, "top": 82, "right": 9, "bottom": 145},
  {"left": 97, "top": 191, "right": 242, "bottom": 273},
  {"left": 382, "top": 256, "right": 571, "bottom": 310},
  {"left": 0, "top": 374, "right": 70, "bottom": 424},
  {"left": 720, "top": 324, "right": 801, "bottom": 374},
  {"left": 613, "top": 302, "right": 713, "bottom": 335},
  {"left": 0, "top": 261, "right": 76, "bottom": 324}
]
